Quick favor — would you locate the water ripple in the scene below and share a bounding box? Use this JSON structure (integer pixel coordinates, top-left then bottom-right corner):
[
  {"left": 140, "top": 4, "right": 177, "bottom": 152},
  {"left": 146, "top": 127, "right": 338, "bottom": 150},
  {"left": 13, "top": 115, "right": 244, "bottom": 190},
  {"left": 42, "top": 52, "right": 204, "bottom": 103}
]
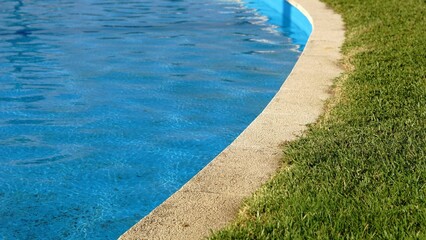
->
[{"left": 0, "top": 0, "right": 307, "bottom": 239}]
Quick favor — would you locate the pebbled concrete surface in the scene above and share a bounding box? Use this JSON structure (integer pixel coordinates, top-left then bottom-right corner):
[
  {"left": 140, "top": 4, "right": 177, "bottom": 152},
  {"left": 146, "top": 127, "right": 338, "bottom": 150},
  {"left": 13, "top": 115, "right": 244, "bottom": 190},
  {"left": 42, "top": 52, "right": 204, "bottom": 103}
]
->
[{"left": 119, "top": 0, "right": 344, "bottom": 239}]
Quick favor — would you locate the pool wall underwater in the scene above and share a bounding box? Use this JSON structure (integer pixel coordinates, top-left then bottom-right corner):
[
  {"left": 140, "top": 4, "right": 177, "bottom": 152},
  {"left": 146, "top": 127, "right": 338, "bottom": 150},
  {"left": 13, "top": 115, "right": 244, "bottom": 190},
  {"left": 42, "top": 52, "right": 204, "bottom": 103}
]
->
[{"left": 120, "top": 0, "right": 344, "bottom": 239}]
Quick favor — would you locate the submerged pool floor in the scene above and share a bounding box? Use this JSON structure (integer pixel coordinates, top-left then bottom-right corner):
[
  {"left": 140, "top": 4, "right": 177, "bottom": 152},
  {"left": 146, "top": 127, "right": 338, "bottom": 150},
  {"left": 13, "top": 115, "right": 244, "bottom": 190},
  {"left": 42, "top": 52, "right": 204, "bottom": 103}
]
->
[{"left": 0, "top": 0, "right": 305, "bottom": 239}]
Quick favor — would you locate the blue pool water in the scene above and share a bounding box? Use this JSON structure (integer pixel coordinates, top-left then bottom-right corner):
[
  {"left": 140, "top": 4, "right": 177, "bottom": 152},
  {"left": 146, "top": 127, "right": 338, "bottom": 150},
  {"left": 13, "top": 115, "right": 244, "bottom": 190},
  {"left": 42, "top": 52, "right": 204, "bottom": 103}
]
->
[{"left": 0, "top": 0, "right": 309, "bottom": 239}]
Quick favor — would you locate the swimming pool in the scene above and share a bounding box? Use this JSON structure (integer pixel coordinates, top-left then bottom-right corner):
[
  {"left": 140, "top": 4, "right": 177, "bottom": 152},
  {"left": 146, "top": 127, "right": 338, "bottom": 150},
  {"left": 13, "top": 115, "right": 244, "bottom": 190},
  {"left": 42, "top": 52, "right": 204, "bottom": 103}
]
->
[{"left": 0, "top": 0, "right": 308, "bottom": 239}]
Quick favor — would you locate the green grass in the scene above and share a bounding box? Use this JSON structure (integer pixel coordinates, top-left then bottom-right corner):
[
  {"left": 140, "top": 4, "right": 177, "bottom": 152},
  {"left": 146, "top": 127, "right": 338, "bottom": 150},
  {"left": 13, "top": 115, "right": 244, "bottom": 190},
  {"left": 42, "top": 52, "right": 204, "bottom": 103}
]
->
[{"left": 209, "top": 0, "right": 426, "bottom": 239}]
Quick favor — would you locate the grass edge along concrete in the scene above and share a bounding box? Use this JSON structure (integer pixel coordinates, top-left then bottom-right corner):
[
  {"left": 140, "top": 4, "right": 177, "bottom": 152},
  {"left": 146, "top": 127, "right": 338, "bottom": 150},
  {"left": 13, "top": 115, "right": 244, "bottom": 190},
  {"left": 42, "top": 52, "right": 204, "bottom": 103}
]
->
[{"left": 210, "top": 0, "right": 426, "bottom": 238}]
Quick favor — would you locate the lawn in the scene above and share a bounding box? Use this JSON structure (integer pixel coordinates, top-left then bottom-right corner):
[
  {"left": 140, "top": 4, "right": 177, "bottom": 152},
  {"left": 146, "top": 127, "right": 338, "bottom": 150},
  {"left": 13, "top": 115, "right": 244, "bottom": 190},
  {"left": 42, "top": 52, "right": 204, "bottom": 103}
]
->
[{"left": 209, "top": 0, "right": 426, "bottom": 238}]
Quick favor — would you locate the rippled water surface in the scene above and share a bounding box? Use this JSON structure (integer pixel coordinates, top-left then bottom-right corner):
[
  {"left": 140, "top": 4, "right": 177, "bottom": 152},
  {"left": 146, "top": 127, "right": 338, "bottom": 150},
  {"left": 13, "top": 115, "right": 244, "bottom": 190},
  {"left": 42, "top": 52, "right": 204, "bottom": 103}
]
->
[{"left": 0, "top": 0, "right": 306, "bottom": 239}]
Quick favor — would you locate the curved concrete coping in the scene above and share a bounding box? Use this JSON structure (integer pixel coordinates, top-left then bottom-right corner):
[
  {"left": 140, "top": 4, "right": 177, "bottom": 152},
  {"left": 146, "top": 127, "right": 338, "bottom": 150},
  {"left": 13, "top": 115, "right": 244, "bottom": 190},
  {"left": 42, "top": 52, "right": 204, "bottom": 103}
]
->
[{"left": 120, "top": 0, "right": 344, "bottom": 239}]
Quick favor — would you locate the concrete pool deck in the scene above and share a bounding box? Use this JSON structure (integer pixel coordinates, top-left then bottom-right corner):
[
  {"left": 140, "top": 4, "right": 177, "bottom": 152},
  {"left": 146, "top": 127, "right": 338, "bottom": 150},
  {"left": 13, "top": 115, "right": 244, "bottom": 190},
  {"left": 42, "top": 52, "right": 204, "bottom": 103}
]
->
[{"left": 119, "top": 0, "right": 344, "bottom": 239}]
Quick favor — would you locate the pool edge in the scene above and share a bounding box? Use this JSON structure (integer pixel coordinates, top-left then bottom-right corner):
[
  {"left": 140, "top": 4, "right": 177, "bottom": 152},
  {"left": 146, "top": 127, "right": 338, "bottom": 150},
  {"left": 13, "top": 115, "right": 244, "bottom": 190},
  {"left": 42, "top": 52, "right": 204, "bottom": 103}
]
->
[{"left": 119, "top": 0, "right": 344, "bottom": 239}]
